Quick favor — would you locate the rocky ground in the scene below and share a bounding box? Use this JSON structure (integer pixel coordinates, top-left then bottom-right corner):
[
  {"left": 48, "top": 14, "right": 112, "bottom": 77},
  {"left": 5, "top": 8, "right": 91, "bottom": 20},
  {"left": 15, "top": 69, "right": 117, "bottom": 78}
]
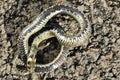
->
[{"left": 0, "top": 0, "right": 120, "bottom": 80}]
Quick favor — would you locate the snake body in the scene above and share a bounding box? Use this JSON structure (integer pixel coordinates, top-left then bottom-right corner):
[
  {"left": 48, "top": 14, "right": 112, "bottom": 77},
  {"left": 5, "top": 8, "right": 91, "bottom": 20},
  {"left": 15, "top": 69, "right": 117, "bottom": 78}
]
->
[{"left": 18, "top": 5, "right": 91, "bottom": 72}]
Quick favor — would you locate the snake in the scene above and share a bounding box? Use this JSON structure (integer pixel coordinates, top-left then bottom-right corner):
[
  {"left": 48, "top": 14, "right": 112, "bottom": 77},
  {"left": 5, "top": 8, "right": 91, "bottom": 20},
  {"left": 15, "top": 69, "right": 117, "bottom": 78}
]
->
[{"left": 17, "top": 5, "right": 91, "bottom": 73}]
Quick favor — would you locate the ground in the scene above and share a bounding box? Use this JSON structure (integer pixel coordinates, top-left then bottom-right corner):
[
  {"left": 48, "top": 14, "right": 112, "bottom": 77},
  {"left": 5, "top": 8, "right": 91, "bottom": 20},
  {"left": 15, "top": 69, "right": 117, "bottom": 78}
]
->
[{"left": 0, "top": 0, "right": 120, "bottom": 80}]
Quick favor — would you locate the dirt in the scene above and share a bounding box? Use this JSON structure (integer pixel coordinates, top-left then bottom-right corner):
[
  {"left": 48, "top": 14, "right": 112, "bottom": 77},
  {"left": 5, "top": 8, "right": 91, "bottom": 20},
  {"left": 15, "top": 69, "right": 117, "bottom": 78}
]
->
[{"left": 0, "top": 0, "right": 120, "bottom": 80}]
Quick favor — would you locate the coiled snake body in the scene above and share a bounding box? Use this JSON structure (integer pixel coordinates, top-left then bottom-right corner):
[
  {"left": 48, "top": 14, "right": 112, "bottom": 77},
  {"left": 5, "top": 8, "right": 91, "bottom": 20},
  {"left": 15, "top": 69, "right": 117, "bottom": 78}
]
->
[{"left": 18, "top": 5, "right": 91, "bottom": 73}]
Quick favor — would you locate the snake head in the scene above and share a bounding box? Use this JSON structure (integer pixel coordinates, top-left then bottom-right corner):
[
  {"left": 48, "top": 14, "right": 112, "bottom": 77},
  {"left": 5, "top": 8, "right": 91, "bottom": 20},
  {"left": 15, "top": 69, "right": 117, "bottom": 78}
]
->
[{"left": 27, "top": 57, "right": 36, "bottom": 72}]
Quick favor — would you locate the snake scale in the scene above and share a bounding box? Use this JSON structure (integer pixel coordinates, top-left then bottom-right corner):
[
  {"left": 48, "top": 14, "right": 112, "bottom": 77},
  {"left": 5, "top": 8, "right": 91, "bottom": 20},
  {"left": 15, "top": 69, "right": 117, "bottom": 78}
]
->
[{"left": 18, "top": 5, "right": 91, "bottom": 73}]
